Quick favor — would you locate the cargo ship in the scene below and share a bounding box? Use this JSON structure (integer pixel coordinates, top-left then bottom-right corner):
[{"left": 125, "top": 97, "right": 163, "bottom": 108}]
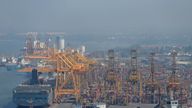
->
[{"left": 12, "top": 69, "right": 54, "bottom": 107}]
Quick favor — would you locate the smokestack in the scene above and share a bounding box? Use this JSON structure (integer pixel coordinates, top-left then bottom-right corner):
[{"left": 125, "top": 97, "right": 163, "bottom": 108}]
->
[{"left": 31, "top": 69, "right": 39, "bottom": 85}]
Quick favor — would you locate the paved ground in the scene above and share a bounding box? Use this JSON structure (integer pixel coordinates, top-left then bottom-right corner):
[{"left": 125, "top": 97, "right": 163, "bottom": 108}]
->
[
  {"left": 50, "top": 103, "right": 73, "bottom": 108},
  {"left": 50, "top": 103, "right": 157, "bottom": 108},
  {"left": 109, "top": 104, "right": 156, "bottom": 108}
]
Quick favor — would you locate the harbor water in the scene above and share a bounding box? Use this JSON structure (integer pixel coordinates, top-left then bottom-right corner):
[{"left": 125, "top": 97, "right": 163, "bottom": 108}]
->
[{"left": 0, "top": 67, "right": 27, "bottom": 108}]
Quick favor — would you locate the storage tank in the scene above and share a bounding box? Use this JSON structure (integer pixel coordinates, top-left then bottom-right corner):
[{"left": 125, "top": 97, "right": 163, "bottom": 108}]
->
[
  {"left": 56, "top": 36, "right": 65, "bottom": 51},
  {"left": 80, "top": 45, "right": 86, "bottom": 55}
]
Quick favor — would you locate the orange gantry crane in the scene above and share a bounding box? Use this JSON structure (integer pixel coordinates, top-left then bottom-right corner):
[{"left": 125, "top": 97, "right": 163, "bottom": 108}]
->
[
  {"left": 18, "top": 40, "right": 96, "bottom": 103},
  {"left": 104, "top": 49, "right": 122, "bottom": 104},
  {"left": 167, "top": 50, "right": 180, "bottom": 100},
  {"left": 145, "top": 52, "right": 160, "bottom": 104},
  {"left": 128, "top": 49, "right": 142, "bottom": 103}
]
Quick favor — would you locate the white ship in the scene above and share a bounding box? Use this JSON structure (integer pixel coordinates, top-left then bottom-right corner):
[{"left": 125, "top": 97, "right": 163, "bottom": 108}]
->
[{"left": 5, "top": 57, "right": 18, "bottom": 71}]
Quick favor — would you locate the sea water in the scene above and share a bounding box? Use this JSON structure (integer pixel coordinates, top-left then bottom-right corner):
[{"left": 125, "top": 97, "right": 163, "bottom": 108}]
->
[{"left": 0, "top": 68, "right": 27, "bottom": 108}]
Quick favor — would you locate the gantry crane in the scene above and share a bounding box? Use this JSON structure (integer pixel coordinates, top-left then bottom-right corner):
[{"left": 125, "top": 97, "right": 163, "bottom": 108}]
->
[
  {"left": 104, "top": 49, "right": 122, "bottom": 104},
  {"left": 24, "top": 32, "right": 51, "bottom": 58},
  {"left": 73, "top": 51, "right": 97, "bottom": 89},
  {"left": 25, "top": 33, "right": 34, "bottom": 55},
  {"left": 128, "top": 49, "right": 142, "bottom": 103},
  {"left": 166, "top": 50, "right": 189, "bottom": 104},
  {"left": 18, "top": 38, "right": 95, "bottom": 103},
  {"left": 167, "top": 50, "right": 180, "bottom": 100},
  {"left": 145, "top": 52, "right": 160, "bottom": 104}
]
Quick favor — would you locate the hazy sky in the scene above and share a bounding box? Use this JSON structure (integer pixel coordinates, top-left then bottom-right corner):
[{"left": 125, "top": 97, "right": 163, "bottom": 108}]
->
[{"left": 0, "top": 0, "right": 192, "bottom": 34}]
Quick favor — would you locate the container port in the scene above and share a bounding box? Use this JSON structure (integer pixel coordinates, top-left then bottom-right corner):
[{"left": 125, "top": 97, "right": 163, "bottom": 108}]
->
[
  {"left": 7, "top": 33, "right": 191, "bottom": 108},
  {"left": 0, "top": 1, "right": 192, "bottom": 108}
]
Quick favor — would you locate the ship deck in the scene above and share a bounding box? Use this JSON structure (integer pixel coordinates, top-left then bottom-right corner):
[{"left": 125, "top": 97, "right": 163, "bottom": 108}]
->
[{"left": 14, "top": 84, "right": 52, "bottom": 93}]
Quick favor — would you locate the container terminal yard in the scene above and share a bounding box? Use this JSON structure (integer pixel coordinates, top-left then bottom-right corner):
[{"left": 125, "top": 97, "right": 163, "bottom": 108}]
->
[
  {"left": 0, "top": 0, "right": 192, "bottom": 108},
  {"left": 2, "top": 32, "right": 190, "bottom": 108}
]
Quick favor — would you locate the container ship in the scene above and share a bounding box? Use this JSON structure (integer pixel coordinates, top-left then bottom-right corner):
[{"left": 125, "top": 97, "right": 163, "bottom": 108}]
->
[{"left": 12, "top": 69, "right": 54, "bottom": 107}]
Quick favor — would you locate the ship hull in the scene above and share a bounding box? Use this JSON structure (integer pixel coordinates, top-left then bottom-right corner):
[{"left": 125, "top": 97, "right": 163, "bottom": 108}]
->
[
  {"left": 13, "top": 85, "right": 53, "bottom": 107},
  {"left": 5, "top": 63, "right": 17, "bottom": 71}
]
